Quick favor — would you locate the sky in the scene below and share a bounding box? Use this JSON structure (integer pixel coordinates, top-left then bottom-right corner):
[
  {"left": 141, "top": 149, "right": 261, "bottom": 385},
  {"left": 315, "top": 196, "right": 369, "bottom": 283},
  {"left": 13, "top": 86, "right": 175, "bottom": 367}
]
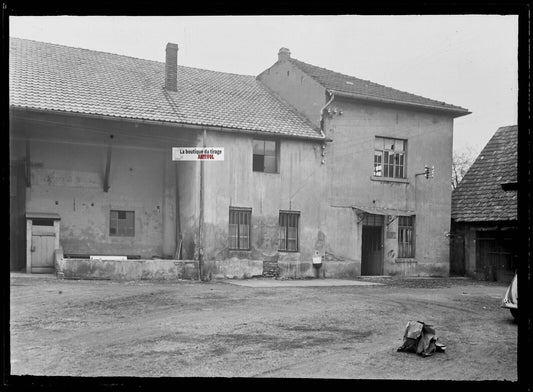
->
[{"left": 9, "top": 15, "right": 518, "bottom": 158}]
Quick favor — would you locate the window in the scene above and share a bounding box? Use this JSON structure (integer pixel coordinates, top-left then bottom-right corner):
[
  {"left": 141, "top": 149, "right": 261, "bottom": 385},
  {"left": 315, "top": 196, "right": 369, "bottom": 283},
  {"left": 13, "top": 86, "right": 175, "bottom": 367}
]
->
[
  {"left": 253, "top": 139, "right": 278, "bottom": 173},
  {"left": 398, "top": 216, "right": 415, "bottom": 258},
  {"left": 110, "top": 210, "right": 135, "bottom": 237},
  {"left": 228, "top": 207, "right": 251, "bottom": 250},
  {"left": 374, "top": 137, "right": 407, "bottom": 178},
  {"left": 279, "top": 211, "right": 299, "bottom": 251}
]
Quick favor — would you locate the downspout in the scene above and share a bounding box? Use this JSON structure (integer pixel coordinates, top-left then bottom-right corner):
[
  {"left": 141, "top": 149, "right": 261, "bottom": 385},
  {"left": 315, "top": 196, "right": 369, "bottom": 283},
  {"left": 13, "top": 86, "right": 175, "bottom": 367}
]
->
[{"left": 319, "top": 91, "right": 335, "bottom": 138}]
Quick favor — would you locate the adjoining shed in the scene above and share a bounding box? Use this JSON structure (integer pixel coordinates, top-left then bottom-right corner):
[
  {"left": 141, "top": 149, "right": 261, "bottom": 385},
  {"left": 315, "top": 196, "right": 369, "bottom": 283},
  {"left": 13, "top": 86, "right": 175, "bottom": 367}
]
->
[{"left": 450, "top": 125, "right": 518, "bottom": 282}]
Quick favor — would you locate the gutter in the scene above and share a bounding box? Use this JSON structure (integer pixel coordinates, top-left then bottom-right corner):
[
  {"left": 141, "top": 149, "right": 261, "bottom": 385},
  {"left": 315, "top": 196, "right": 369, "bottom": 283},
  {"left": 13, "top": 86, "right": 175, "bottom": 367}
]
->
[
  {"left": 10, "top": 106, "right": 327, "bottom": 142},
  {"left": 327, "top": 89, "right": 471, "bottom": 118}
]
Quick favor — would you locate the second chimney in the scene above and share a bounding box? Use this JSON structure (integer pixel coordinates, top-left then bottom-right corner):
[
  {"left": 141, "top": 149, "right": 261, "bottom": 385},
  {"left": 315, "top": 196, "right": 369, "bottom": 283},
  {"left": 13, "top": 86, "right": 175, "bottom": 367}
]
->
[
  {"left": 165, "top": 43, "right": 179, "bottom": 91},
  {"left": 278, "top": 47, "right": 291, "bottom": 62}
]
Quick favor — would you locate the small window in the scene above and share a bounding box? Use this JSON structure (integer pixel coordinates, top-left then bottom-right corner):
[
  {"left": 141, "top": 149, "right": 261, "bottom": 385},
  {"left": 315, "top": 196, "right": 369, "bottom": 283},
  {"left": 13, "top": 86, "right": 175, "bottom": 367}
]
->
[
  {"left": 279, "top": 211, "right": 299, "bottom": 251},
  {"left": 253, "top": 139, "right": 278, "bottom": 173},
  {"left": 373, "top": 137, "right": 407, "bottom": 179},
  {"left": 398, "top": 215, "right": 415, "bottom": 258},
  {"left": 110, "top": 210, "right": 135, "bottom": 237},
  {"left": 228, "top": 207, "right": 251, "bottom": 250}
]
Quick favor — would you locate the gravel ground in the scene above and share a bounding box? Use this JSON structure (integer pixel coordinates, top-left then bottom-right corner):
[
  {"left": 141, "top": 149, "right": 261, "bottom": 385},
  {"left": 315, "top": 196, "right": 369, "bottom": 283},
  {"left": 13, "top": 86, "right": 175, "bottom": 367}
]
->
[{"left": 9, "top": 273, "right": 517, "bottom": 380}]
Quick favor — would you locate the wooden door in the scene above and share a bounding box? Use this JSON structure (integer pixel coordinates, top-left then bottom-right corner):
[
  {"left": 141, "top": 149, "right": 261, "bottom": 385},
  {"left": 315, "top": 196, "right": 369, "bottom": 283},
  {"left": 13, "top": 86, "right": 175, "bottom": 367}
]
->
[
  {"left": 476, "top": 230, "right": 517, "bottom": 282},
  {"left": 31, "top": 225, "right": 56, "bottom": 273},
  {"left": 361, "top": 225, "right": 383, "bottom": 275}
]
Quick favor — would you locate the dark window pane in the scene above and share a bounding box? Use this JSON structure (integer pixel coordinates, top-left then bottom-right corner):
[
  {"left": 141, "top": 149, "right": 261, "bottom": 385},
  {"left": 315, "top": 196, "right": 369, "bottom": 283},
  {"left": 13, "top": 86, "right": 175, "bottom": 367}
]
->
[
  {"left": 253, "top": 155, "right": 264, "bottom": 172},
  {"left": 118, "top": 211, "right": 126, "bottom": 220}
]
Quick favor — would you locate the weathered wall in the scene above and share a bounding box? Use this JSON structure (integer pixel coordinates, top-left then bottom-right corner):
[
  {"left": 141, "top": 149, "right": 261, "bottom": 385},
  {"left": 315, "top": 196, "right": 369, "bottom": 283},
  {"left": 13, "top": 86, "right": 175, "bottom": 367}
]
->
[
  {"left": 13, "top": 139, "right": 171, "bottom": 258},
  {"left": 257, "top": 61, "right": 326, "bottom": 128},
  {"left": 9, "top": 110, "right": 203, "bottom": 262},
  {"left": 56, "top": 256, "right": 198, "bottom": 281},
  {"left": 324, "top": 99, "right": 455, "bottom": 276},
  {"left": 200, "top": 131, "right": 336, "bottom": 278},
  {"left": 176, "top": 135, "right": 201, "bottom": 260}
]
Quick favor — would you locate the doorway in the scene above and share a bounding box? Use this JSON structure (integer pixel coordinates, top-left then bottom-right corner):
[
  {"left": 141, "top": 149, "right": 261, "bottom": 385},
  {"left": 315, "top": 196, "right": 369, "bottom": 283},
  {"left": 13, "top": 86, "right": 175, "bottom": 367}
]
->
[{"left": 361, "top": 214, "right": 384, "bottom": 276}]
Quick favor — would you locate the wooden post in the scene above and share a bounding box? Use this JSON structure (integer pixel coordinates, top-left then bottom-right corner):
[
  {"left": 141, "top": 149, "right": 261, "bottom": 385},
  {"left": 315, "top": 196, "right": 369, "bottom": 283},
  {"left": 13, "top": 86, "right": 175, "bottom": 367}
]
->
[
  {"left": 104, "top": 135, "right": 113, "bottom": 192},
  {"left": 53, "top": 220, "right": 60, "bottom": 250},
  {"left": 26, "top": 219, "right": 32, "bottom": 273},
  {"left": 198, "top": 129, "right": 206, "bottom": 281},
  {"left": 174, "top": 162, "right": 182, "bottom": 259}
]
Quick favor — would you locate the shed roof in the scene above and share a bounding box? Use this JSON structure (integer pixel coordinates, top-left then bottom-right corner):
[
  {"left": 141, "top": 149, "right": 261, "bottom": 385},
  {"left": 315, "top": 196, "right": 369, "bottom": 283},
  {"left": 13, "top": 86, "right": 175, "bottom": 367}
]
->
[
  {"left": 451, "top": 125, "right": 518, "bottom": 222},
  {"left": 9, "top": 38, "right": 323, "bottom": 140}
]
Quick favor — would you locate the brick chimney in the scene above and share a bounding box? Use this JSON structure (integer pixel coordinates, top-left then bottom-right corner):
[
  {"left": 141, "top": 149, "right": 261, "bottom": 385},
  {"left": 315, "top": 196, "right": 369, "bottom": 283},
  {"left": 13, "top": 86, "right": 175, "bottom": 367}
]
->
[
  {"left": 278, "top": 47, "right": 291, "bottom": 62},
  {"left": 165, "top": 43, "right": 179, "bottom": 91}
]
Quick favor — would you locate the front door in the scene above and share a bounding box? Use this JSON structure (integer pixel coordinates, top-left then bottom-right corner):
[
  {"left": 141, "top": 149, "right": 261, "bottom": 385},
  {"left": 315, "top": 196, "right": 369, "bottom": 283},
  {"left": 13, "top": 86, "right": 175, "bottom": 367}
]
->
[
  {"left": 30, "top": 224, "right": 56, "bottom": 273},
  {"left": 361, "top": 214, "right": 384, "bottom": 276}
]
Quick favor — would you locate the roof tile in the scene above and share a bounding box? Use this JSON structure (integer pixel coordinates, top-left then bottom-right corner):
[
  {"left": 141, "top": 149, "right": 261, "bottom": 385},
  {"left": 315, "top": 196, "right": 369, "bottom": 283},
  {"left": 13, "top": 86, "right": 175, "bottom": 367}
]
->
[
  {"left": 451, "top": 125, "right": 517, "bottom": 222},
  {"left": 10, "top": 38, "right": 322, "bottom": 140},
  {"left": 288, "top": 58, "right": 469, "bottom": 114}
]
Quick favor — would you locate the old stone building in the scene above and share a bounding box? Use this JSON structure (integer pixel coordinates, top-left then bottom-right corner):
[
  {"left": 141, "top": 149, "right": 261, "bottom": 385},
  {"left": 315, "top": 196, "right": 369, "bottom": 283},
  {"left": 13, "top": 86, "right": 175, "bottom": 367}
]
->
[{"left": 10, "top": 39, "right": 470, "bottom": 279}]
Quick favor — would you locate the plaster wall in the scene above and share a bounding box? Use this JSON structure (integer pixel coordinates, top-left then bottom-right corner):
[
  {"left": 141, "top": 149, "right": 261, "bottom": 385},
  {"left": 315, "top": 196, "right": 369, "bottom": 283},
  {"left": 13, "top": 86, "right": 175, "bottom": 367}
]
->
[
  {"left": 199, "top": 131, "right": 331, "bottom": 278},
  {"left": 324, "top": 99, "right": 455, "bottom": 276},
  {"left": 257, "top": 61, "right": 327, "bottom": 128},
  {"left": 12, "top": 138, "right": 178, "bottom": 258}
]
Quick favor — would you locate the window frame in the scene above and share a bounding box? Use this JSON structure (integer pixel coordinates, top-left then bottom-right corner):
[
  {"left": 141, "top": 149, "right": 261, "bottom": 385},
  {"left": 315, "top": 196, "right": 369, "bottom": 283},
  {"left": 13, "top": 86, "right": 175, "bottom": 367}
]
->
[
  {"left": 373, "top": 136, "right": 407, "bottom": 179},
  {"left": 228, "top": 207, "right": 252, "bottom": 251},
  {"left": 278, "top": 210, "right": 300, "bottom": 252},
  {"left": 252, "top": 139, "right": 279, "bottom": 174},
  {"left": 397, "top": 215, "right": 415, "bottom": 258},
  {"left": 109, "top": 209, "right": 135, "bottom": 237}
]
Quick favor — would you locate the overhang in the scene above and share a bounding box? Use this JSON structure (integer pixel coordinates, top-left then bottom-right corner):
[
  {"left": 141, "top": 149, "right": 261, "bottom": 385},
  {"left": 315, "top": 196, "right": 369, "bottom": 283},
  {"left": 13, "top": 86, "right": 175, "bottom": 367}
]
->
[
  {"left": 351, "top": 205, "right": 415, "bottom": 217},
  {"left": 328, "top": 89, "right": 471, "bottom": 118}
]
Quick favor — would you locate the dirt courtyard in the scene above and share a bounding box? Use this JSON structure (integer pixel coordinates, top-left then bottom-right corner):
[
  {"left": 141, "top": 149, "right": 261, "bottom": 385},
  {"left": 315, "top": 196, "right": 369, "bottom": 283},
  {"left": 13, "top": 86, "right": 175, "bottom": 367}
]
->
[{"left": 9, "top": 273, "right": 517, "bottom": 380}]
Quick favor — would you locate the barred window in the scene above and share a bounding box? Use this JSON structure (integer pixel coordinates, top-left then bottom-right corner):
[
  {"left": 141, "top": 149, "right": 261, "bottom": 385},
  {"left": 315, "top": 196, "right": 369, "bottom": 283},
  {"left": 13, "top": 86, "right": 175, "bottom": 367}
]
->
[
  {"left": 110, "top": 210, "right": 135, "bottom": 237},
  {"left": 279, "top": 211, "right": 299, "bottom": 251},
  {"left": 398, "top": 216, "right": 415, "bottom": 258},
  {"left": 374, "top": 137, "right": 407, "bottom": 179},
  {"left": 228, "top": 207, "right": 251, "bottom": 250},
  {"left": 253, "top": 139, "right": 278, "bottom": 173}
]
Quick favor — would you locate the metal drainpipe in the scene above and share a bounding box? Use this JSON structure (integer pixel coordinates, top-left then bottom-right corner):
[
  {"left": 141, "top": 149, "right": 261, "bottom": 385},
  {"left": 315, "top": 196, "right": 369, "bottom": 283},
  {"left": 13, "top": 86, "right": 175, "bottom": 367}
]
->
[{"left": 319, "top": 91, "right": 335, "bottom": 138}]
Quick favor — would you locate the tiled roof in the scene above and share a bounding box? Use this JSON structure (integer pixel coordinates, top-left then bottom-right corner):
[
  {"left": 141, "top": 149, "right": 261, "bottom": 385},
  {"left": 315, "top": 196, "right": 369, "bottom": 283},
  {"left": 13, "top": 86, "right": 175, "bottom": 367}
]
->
[
  {"left": 289, "top": 58, "right": 470, "bottom": 115},
  {"left": 451, "top": 125, "right": 517, "bottom": 222},
  {"left": 9, "top": 38, "right": 322, "bottom": 140}
]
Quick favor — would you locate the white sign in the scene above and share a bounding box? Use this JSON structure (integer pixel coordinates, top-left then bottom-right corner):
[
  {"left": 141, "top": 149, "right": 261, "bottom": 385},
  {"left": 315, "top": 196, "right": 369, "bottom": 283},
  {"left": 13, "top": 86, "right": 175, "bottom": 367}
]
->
[{"left": 172, "top": 147, "right": 224, "bottom": 161}]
